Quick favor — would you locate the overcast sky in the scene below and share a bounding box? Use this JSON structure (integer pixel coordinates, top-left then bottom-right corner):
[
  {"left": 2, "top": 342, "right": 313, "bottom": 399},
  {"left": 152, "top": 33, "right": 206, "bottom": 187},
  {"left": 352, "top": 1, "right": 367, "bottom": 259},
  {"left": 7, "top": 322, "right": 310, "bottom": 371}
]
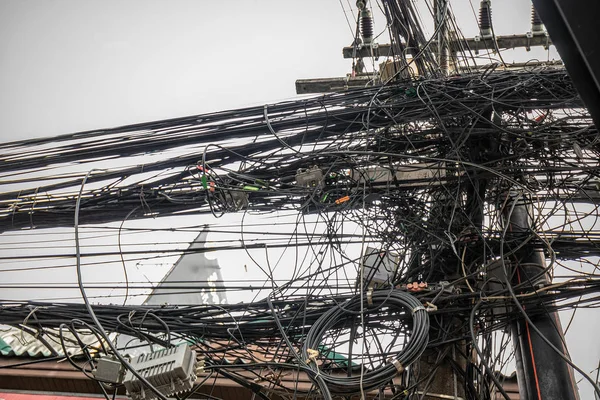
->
[
  {"left": 0, "top": 1, "right": 594, "bottom": 398},
  {"left": 0, "top": 0, "right": 557, "bottom": 140}
]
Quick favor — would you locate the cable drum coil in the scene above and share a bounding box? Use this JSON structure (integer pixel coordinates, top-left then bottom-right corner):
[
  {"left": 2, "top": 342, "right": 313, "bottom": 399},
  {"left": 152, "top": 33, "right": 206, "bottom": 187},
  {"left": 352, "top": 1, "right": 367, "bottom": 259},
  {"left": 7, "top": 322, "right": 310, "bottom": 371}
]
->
[{"left": 302, "top": 290, "right": 429, "bottom": 395}]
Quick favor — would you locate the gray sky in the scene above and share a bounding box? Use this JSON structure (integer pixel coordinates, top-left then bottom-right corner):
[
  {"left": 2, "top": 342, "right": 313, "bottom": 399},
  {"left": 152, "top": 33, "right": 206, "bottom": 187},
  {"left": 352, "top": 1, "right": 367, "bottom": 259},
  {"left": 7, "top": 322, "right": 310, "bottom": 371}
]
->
[
  {"left": 0, "top": 0, "right": 351, "bottom": 138},
  {"left": 0, "top": 0, "right": 556, "bottom": 140},
  {"left": 0, "top": 1, "right": 594, "bottom": 398}
]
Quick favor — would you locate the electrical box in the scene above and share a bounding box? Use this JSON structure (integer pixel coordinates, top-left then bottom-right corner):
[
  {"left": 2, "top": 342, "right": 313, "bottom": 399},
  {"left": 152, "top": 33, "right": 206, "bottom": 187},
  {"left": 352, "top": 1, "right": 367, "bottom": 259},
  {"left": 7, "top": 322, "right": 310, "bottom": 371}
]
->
[
  {"left": 296, "top": 166, "right": 324, "bottom": 188},
  {"left": 123, "top": 345, "right": 198, "bottom": 400},
  {"left": 93, "top": 358, "right": 124, "bottom": 384},
  {"left": 352, "top": 163, "right": 446, "bottom": 187},
  {"left": 361, "top": 247, "right": 399, "bottom": 287}
]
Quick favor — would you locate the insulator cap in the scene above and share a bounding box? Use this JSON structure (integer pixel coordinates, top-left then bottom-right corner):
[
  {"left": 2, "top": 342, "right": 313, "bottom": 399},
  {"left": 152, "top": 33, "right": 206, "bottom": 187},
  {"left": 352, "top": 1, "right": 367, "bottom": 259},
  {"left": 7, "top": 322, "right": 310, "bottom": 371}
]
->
[
  {"left": 478, "top": 0, "right": 492, "bottom": 38},
  {"left": 360, "top": 9, "right": 374, "bottom": 44}
]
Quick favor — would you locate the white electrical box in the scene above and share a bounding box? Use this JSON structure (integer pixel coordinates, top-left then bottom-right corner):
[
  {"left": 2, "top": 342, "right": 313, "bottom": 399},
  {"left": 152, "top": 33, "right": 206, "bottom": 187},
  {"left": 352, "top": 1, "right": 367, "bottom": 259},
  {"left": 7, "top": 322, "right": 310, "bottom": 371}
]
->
[
  {"left": 361, "top": 246, "right": 399, "bottom": 286},
  {"left": 123, "top": 345, "right": 198, "bottom": 400}
]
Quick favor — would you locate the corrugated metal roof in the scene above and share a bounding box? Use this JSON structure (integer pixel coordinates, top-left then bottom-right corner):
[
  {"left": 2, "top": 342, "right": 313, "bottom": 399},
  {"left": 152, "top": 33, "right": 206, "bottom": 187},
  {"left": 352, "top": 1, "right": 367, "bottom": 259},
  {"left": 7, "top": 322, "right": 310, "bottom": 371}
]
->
[{"left": 0, "top": 325, "right": 105, "bottom": 358}]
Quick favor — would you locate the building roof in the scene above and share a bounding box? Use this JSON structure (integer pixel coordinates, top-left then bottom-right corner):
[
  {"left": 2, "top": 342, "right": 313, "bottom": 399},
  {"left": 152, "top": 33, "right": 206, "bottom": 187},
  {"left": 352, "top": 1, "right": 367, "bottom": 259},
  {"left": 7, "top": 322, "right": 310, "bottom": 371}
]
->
[
  {"left": 0, "top": 326, "right": 105, "bottom": 358},
  {"left": 0, "top": 325, "right": 523, "bottom": 399}
]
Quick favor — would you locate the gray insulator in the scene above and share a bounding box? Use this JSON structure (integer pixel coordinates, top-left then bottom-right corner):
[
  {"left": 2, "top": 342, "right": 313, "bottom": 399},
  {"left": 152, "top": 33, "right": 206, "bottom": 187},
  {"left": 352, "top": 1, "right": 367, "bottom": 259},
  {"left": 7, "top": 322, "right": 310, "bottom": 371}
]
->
[
  {"left": 479, "top": 0, "right": 492, "bottom": 38},
  {"left": 360, "top": 9, "right": 374, "bottom": 44}
]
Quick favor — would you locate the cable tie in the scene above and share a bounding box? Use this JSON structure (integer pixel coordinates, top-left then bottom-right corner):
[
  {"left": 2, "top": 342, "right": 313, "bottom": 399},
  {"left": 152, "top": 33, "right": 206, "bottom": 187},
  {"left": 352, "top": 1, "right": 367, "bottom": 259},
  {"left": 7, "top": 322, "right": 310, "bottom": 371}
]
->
[
  {"left": 424, "top": 302, "right": 438, "bottom": 312},
  {"left": 412, "top": 305, "right": 426, "bottom": 314},
  {"left": 390, "top": 359, "right": 404, "bottom": 374}
]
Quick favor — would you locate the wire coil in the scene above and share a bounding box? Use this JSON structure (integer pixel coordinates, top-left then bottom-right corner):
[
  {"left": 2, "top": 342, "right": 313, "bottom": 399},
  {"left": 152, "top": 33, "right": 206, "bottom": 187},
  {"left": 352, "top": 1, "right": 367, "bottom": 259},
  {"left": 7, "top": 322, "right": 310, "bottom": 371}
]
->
[{"left": 302, "top": 290, "right": 429, "bottom": 395}]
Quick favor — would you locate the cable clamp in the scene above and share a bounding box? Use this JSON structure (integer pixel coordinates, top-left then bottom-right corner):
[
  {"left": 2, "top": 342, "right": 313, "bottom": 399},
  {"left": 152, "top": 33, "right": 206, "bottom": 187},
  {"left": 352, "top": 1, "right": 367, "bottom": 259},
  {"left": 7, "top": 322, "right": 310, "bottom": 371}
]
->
[
  {"left": 366, "top": 286, "right": 374, "bottom": 306},
  {"left": 389, "top": 358, "right": 404, "bottom": 374},
  {"left": 437, "top": 281, "right": 454, "bottom": 293},
  {"left": 306, "top": 348, "right": 319, "bottom": 364},
  {"left": 196, "top": 359, "right": 205, "bottom": 374}
]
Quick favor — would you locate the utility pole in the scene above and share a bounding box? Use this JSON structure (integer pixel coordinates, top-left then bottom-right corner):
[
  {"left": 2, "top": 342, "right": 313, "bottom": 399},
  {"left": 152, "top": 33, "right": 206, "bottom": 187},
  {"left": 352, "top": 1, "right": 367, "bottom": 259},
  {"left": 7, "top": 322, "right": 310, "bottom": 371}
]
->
[
  {"left": 294, "top": 2, "right": 581, "bottom": 399},
  {"left": 435, "top": 0, "right": 449, "bottom": 74},
  {"left": 501, "top": 192, "right": 580, "bottom": 400}
]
